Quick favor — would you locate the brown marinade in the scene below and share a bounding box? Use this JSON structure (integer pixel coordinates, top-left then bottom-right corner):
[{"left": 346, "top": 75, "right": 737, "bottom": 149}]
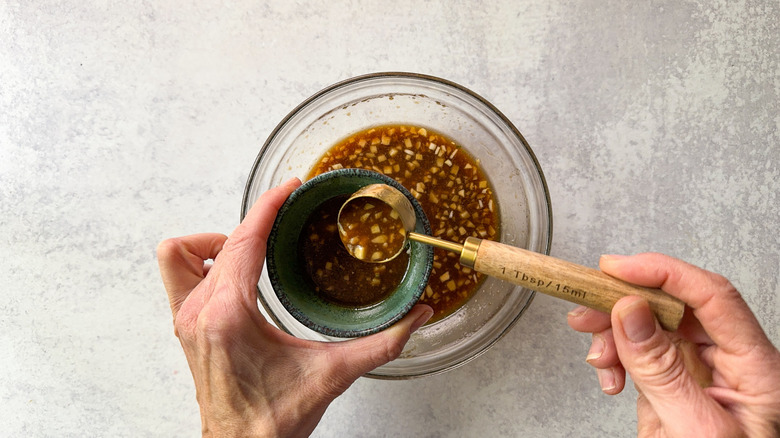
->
[
  {"left": 299, "top": 195, "right": 410, "bottom": 307},
  {"left": 306, "top": 124, "right": 499, "bottom": 322}
]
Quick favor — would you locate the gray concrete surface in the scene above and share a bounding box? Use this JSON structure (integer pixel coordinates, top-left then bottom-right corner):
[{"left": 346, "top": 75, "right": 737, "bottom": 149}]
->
[{"left": 2, "top": 1, "right": 777, "bottom": 436}]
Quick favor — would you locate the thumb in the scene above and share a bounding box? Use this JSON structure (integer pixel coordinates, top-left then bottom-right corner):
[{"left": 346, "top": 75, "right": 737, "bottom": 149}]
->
[
  {"left": 612, "top": 296, "right": 729, "bottom": 435},
  {"left": 331, "top": 305, "right": 434, "bottom": 381}
]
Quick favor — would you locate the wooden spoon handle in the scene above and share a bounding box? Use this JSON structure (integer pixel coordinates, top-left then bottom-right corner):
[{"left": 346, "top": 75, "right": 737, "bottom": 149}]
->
[{"left": 468, "top": 239, "right": 685, "bottom": 331}]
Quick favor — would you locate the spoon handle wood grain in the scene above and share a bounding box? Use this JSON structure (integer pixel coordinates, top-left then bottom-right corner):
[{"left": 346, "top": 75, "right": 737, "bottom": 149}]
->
[{"left": 465, "top": 238, "right": 685, "bottom": 331}]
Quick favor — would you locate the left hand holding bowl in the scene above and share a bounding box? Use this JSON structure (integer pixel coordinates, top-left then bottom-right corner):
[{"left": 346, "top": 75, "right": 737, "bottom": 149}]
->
[{"left": 157, "top": 177, "right": 433, "bottom": 437}]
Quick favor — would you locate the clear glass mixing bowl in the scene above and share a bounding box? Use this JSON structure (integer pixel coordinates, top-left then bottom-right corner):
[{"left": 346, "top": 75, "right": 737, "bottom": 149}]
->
[{"left": 241, "top": 72, "right": 552, "bottom": 379}]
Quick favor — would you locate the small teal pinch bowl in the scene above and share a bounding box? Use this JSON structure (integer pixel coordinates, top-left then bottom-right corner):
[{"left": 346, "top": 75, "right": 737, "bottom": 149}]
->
[{"left": 266, "top": 168, "right": 434, "bottom": 338}]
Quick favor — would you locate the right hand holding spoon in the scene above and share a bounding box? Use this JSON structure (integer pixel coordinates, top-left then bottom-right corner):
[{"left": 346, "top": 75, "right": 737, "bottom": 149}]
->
[{"left": 568, "top": 252, "right": 780, "bottom": 437}]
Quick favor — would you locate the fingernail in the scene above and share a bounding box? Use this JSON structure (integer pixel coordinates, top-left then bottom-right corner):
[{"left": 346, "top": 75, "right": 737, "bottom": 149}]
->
[
  {"left": 597, "top": 367, "right": 616, "bottom": 392},
  {"left": 586, "top": 334, "right": 605, "bottom": 363},
  {"left": 618, "top": 299, "right": 656, "bottom": 342},
  {"left": 567, "top": 306, "right": 589, "bottom": 318},
  {"left": 409, "top": 307, "right": 434, "bottom": 334}
]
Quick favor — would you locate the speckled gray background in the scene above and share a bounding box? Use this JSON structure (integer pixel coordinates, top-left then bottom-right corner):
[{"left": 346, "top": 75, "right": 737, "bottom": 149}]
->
[{"left": 1, "top": 1, "right": 777, "bottom": 436}]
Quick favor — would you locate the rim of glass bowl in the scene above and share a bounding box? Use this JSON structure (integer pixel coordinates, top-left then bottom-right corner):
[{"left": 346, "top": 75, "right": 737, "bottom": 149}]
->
[{"left": 241, "top": 72, "right": 553, "bottom": 379}]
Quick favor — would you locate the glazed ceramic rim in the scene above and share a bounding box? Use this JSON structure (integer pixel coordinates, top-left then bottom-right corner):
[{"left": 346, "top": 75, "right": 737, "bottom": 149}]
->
[
  {"left": 266, "top": 168, "right": 434, "bottom": 338},
  {"left": 242, "top": 72, "right": 553, "bottom": 378}
]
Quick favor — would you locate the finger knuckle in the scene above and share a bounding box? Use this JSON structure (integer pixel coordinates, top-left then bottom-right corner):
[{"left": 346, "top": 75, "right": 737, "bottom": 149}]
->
[
  {"left": 377, "top": 341, "right": 404, "bottom": 364},
  {"left": 632, "top": 340, "right": 686, "bottom": 388},
  {"left": 194, "top": 299, "right": 240, "bottom": 345},
  {"left": 708, "top": 271, "right": 737, "bottom": 294},
  {"left": 222, "top": 232, "right": 264, "bottom": 261},
  {"left": 223, "top": 229, "right": 252, "bottom": 251},
  {"left": 156, "top": 237, "right": 182, "bottom": 259},
  {"left": 363, "top": 333, "right": 406, "bottom": 365}
]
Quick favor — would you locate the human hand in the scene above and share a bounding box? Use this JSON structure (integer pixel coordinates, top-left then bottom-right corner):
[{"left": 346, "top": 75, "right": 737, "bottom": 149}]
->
[
  {"left": 567, "top": 253, "right": 780, "bottom": 437},
  {"left": 157, "top": 178, "right": 433, "bottom": 438}
]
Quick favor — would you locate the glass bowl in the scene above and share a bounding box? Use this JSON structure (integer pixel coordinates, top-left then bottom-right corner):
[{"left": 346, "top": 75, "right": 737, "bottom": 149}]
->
[{"left": 242, "top": 72, "right": 552, "bottom": 379}]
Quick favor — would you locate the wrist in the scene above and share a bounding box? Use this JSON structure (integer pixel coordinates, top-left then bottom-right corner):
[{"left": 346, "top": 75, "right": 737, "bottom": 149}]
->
[
  {"left": 200, "top": 407, "right": 273, "bottom": 438},
  {"left": 202, "top": 420, "right": 274, "bottom": 438}
]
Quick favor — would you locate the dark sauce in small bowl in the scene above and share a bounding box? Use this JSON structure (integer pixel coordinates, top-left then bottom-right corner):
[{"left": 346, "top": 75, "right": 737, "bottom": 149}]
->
[{"left": 299, "top": 195, "right": 410, "bottom": 307}]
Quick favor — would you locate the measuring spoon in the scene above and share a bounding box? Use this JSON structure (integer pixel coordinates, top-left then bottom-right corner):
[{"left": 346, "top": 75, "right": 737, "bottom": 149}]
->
[{"left": 337, "top": 183, "right": 685, "bottom": 331}]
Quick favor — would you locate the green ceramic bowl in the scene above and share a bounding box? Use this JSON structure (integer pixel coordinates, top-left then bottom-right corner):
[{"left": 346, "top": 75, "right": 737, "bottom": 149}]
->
[{"left": 266, "top": 168, "right": 434, "bottom": 337}]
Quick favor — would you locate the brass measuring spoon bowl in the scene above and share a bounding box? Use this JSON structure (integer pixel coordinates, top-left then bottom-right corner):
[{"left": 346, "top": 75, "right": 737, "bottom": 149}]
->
[
  {"left": 338, "top": 183, "right": 685, "bottom": 331},
  {"left": 337, "top": 184, "right": 473, "bottom": 264}
]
